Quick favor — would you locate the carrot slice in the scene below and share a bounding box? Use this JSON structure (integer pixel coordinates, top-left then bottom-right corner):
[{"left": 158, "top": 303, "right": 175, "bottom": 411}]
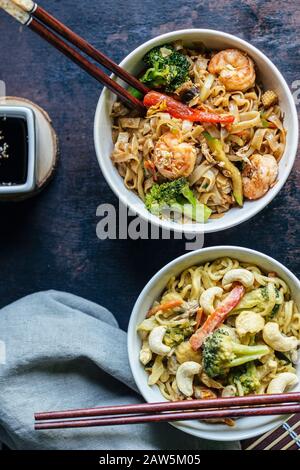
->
[
  {"left": 144, "top": 160, "right": 154, "bottom": 170},
  {"left": 144, "top": 160, "right": 158, "bottom": 181},
  {"left": 189, "top": 284, "right": 245, "bottom": 350},
  {"left": 195, "top": 308, "right": 204, "bottom": 331},
  {"left": 147, "top": 299, "right": 183, "bottom": 318}
]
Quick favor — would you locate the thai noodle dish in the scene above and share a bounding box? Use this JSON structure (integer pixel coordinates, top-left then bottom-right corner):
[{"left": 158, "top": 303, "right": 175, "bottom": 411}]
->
[
  {"left": 137, "top": 258, "right": 299, "bottom": 425},
  {"left": 111, "top": 43, "right": 286, "bottom": 223}
]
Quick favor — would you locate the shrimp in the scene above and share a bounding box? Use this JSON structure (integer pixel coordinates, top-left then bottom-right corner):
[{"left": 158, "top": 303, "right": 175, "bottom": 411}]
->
[
  {"left": 153, "top": 131, "right": 196, "bottom": 179},
  {"left": 208, "top": 49, "right": 255, "bottom": 92},
  {"left": 242, "top": 154, "right": 278, "bottom": 200}
]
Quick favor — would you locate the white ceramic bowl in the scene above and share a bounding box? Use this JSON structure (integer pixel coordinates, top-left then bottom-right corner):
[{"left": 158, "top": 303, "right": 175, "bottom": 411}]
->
[
  {"left": 128, "top": 246, "right": 300, "bottom": 441},
  {"left": 94, "top": 29, "right": 298, "bottom": 234}
]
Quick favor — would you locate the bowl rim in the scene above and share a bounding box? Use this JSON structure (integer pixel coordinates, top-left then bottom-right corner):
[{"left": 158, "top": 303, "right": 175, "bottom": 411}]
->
[
  {"left": 127, "top": 245, "right": 300, "bottom": 441},
  {"left": 94, "top": 29, "right": 299, "bottom": 234}
]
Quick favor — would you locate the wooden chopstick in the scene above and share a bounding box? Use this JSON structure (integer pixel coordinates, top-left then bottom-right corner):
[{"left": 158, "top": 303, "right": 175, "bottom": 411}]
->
[
  {"left": 28, "top": 19, "right": 145, "bottom": 112},
  {"left": 12, "top": 0, "right": 149, "bottom": 95},
  {"left": 35, "top": 391, "right": 300, "bottom": 421},
  {"left": 35, "top": 403, "right": 300, "bottom": 430},
  {"left": 1, "top": 1, "right": 146, "bottom": 112}
]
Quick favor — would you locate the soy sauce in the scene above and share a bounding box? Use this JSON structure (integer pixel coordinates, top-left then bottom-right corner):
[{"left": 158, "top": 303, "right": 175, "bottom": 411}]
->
[{"left": 0, "top": 116, "right": 28, "bottom": 185}]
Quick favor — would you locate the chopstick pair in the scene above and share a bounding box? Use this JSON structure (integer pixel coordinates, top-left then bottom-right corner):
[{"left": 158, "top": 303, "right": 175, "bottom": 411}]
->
[
  {"left": 34, "top": 392, "right": 300, "bottom": 430},
  {"left": 0, "top": 0, "right": 149, "bottom": 112}
]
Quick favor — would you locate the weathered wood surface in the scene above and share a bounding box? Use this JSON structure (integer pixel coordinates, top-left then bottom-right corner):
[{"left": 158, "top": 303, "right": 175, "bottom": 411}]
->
[{"left": 0, "top": 0, "right": 299, "bottom": 331}]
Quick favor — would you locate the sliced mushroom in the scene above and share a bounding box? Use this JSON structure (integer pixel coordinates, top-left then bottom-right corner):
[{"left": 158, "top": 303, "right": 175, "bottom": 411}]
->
[
  {"left": 200, "top": 371, "right": 223, "bottom": 389},
  {"left": 257, "top": 358, "right": 278, "bottom": 380}
]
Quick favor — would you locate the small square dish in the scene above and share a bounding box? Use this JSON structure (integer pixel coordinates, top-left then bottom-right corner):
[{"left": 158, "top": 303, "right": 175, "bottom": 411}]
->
[{"left": 0, "top": 105, "right": 36, "bottom": 196}]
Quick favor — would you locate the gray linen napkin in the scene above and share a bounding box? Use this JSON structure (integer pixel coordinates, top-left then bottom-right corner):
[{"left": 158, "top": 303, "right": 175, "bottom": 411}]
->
[{"left": 0, "top": 290, "right": 240, "bottom": 450}]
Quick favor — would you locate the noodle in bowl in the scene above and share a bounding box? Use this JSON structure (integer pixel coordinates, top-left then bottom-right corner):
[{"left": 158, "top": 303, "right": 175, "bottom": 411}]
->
[
  {"left": 94, "top": 30, "right": 298, "bottom": 234},
  {"left": 128, "top": 246, "right": 300, "bottom": 441}
]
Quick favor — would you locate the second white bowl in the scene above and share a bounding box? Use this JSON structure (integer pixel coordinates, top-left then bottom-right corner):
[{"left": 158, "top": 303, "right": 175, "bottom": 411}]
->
[{"left": 127, "top": 246, "right": 300, "bottom": 441}]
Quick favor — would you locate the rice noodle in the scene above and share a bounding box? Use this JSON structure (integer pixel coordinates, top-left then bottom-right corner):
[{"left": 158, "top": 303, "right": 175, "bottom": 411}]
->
[{"left": 110, "top": 45, "right": 286, "bottom": 218}]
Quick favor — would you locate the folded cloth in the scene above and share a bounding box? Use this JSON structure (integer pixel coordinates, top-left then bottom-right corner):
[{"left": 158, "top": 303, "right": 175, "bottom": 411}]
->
[{"left": 0, "top": 291, "right": 240, "bottom": 450}]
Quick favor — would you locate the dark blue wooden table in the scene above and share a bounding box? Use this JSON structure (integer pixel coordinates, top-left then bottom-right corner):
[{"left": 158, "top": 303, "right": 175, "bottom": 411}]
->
[{"left": 0, "top": 0, "right": 299, "bottom": 331}]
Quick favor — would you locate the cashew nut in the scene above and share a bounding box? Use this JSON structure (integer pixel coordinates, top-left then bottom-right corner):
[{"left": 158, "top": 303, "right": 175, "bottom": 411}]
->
[
  {"left": 139, "top": 339, "right": 152, "bottom": 365},
  {"left": 222, "top": 269, "right": 254, "bottom": 289},
  {"left": 263, "top": 322, "right": 299, "bottom": 352},
  {"left": 148, "top": 326, "right": 171, "bottom": 355},
  {"left": 267, "top": 372, "right": 299, "bottom": 394},
  {"left": 176, "top": 361, "right": 201, "bottom": 397},
  {"left": 200, "top": 287, "right": 223, "bottom": 315},
  {"left": 235, "top": 311, "right": 265, "bottom": 337}
]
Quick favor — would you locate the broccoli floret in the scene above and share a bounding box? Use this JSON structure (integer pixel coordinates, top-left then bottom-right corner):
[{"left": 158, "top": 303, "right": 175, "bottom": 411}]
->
[
  {"left": 266, "top": 303, "right": 280, "bottom": 321},
  {"left": 229, "top": 362, "right": 260, "bottom": 395},
  {"left": 145, "top": 178, "right": 211, "bottom": 223},
  {"left": 203, "top": 328, "right": 269, "bottom": 378},
  {"left": 164, "top": 323, "right": 195, "bottom": 348},
  {"left": 168, "top": 53, "right": 191, "bottom": 90},
  {"left": 234, "top": 285, "right": 281, "bottom": 312},
  {"left": 140, "top": 45, "right": 190, "bottom": 92},
  {"left": 143, "top": 45, "right": 174, "bottom": 67}
]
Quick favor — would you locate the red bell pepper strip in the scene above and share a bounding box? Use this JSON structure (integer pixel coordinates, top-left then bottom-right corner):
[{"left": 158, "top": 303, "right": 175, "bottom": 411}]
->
[
  {"left": 143, "top": 91, "right": 234, "bottom": 124},
  {"left": 189, "top": 284, "right": 245, "bottom": 350},
  {"left": 195, "top": 308, "right": 204, "bottom": 331}
]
